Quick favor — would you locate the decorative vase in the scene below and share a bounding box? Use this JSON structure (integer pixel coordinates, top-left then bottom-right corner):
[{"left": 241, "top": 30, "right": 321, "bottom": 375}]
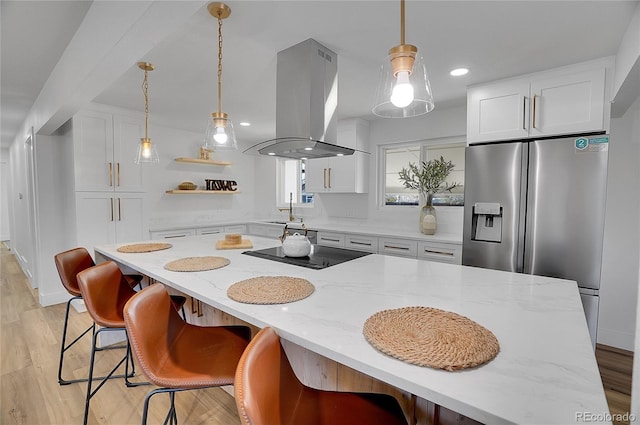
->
[{"left": 419, "top": 193, "right": 437, "bottom": 235}]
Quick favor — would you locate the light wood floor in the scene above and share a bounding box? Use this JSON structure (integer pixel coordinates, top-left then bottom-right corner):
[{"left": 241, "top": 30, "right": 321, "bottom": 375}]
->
[
  {"left": 0, "top": 245, "right": 241, "bottom": 425},
  {"left": 0, "top": 244, "right": 633, "bottom": 424}
]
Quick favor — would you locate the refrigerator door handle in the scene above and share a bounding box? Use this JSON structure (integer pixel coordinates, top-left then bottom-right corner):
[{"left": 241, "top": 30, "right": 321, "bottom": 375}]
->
[{"left": 516, "top": 145, "right": 528, "bottom": 273}]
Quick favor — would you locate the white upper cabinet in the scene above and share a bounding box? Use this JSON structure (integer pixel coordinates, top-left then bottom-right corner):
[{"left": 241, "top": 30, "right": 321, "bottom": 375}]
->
[
  {"left": 306, "top": 118, "right": 369, "bottom": 194},
  {"left": 73, "top": 110, "right": 144, "bottom": 192},
  {"left": 467, "top": 61, "right": 609, "bottom": 144},
  {"left": 528, "top": 68, "right": 606, "bottom": 137},
  {"left": 467, "top": 78, "right": 531, "bottom": 143}
]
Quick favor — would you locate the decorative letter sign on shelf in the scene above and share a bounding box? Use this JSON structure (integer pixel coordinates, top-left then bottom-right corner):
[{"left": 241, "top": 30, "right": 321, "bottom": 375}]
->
[
  {"left": 166, "top": 157, "right": 238, "bottom": 194},
  {"left": 165, "top": 189, "right": 239, "bottom": 194}
]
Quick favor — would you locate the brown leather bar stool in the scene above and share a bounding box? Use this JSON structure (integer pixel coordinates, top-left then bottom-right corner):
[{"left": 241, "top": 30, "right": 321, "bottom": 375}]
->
[
  {"left": 234, "top": 327, "right": 409, "bottom": 425},
  {"left": 54, "top": 247, "right": 143, "bottom": 385},
  {"left": 76, "top": 261, "right": 148, "bottom": 425},
  {"left": 54, "top": 247, "right": 187, "bottom": 386},
  {"left": 123, "top": 284, "right": 251, "bottom": 425}
]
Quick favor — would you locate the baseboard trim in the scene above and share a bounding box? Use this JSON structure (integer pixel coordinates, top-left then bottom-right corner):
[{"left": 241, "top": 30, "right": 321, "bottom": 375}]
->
[
  {"left": 597, "top": 327, "right": 636, "bottom": 352},
  {"left": 39, "top": 290, "right": 73, "bottom": 307}
]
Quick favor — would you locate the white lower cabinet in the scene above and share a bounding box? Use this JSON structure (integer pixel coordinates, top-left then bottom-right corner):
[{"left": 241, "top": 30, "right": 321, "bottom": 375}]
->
[
  {"left": 196, "top": 226, "right": 223, "bottom": 236},
  {"left": 345, "top": 234, "right": 378, "bottom": 253},
  {"left": 150, "top": 228, "right": 196, "bottom": 239},
  {"left": 248, "top": 223, "right": 283, "bottom": 239},
  {"left": 378, "top": 237, "right": 418, "bottom": 258},
  {"left": 76, "top": 192, "right": 145, "bottom": 248},
  {"left": 417, "top": 241, "right": 462, "bottom": 264},
  {"left": 151, "top": 224, "right": 248, "bottom": 239},
  {"left": 223, "top": 224, "right": 247, "bottom": 234},
  {"left": 317, "top": 231, "right": 345, "bottom": 247}
]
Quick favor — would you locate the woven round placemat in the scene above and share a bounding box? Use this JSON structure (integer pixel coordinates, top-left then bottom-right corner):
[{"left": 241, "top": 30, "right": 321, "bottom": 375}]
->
[
  {"left": 227, "top": 276, "right": 315, "bottom": 304},
  {"left": 164, "top": 256, "right": 230, "bottom": 272},
  {"left": 117, "top": 242, "right": 172, "bottom": 253},
  {"left": 363, "top": 306, "right": 499, "bottom": 371}
]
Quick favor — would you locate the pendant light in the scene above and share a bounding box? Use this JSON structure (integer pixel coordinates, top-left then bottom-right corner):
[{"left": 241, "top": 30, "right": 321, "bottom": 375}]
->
[
  {"left": 203, "top": 2, "right": 237, "bottom": 151},
  {"left": 372, "top": 0, "right": 434, "bottom": 118},
  {"left": 134, "top": 62, "right": 160, "bottom": 163}
]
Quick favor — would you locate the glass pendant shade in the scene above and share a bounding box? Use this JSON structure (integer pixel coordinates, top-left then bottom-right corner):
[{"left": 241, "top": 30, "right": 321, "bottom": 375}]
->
[
  {"left": 204, "top": 112, "right": 237, "bottom": 150},
  {"left": 372, "top": 53, "right": 434, "bottom": 118},
  {"left": 135, "top": 137, "right": 159, "bottom": 163}
]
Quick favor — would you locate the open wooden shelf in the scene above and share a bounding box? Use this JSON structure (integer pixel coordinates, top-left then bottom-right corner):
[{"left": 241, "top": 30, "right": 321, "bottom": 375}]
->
[
  {"left": 174, "top": 157, "right": 232, "bottom": 166},
  {"left": 165, "top": 190, "right": 239, "bottom": 195}
]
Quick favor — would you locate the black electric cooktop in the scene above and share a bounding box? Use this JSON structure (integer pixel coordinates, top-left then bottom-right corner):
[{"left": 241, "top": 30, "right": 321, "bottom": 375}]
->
[{"left": 242, "top": 245, "right": 371, "bottom": 270}]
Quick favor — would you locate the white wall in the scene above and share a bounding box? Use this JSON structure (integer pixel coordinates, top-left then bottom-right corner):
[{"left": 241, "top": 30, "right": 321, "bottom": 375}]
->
[
  {"left": 144, "top": 123, "right": 257, "bottom": 230},
  {"left": 34, "top": 134, "right": 75, "bottom": 305},
  {"left": 8, "top": 132, "right": 37, "bottom": 286},
  {"left": 0, "top": 148, "right": 10, "bottom": 241},
  {"left": 313, "top": 106, "right": 466, "bottom": 235},
  {"left": 598, "top": 96, "right": 640, "bottom": 351}
]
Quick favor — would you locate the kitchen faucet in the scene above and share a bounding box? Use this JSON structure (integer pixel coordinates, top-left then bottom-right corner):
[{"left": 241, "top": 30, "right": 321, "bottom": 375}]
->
[{"left": 278, "top": 192, "right": 295, "bottom": 222}]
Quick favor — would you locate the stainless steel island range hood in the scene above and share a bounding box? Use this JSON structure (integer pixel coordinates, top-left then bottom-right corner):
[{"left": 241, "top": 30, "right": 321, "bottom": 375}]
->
[{"left": 244, "top": 39, "right": 358, "bottom": 159}]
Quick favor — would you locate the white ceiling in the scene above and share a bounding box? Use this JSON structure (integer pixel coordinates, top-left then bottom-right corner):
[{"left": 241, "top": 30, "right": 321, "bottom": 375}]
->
[{"left": 2, "top": 1, "right": 638, "bottom": 150}]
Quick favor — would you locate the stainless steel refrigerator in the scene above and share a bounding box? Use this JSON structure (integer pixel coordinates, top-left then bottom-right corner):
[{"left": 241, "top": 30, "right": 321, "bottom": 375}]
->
[{"left": 462, "top": 134, "right": 609, "bottom": 348}]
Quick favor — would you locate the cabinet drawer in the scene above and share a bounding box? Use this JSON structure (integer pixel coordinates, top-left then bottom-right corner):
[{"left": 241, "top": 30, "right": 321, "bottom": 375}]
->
[
  {"left": 378, "top": 238, "right": 417, "bottom": 258},
  {"left": 150, "top": 229, "right": 195, "bottom": 239},
  {"left": 417, "top": 241, "right": 462, "bottom": 264},
  {"left": 345, "top": 234, "right": 378, "bottom": 253},
  {"left": 317, "top": 231, "right": 345, "bottom": 247},
  {"left": 224, "top": 224, "right": 247, "bottom": 234},
  {"left": 196, "top": 226, "right": 223, "bottom": 236},
  {"left": 248, "top": 224, "right": 282, "bottom": 239}
]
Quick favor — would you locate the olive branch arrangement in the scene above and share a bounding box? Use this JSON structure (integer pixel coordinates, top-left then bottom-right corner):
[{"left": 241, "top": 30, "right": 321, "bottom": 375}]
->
[{"left": 398, "top": 156, "right": 460, "bottom": 202}]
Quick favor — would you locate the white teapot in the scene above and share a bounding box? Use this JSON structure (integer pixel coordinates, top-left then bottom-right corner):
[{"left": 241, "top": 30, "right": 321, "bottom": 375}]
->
[{"left": 281, "top": 232, "right": 311, "bottom": 257}]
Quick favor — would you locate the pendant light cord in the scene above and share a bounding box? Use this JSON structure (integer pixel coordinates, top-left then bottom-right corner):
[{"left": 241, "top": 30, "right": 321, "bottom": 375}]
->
[
  {"left": 400, "top": 0, "right": 405, "bottom": 45},
  {"left": 142, "top": 69, "right": 149, "bottom": 139},
  {"left": 217, "top": 15, "right": 223, "bottom": 113}
]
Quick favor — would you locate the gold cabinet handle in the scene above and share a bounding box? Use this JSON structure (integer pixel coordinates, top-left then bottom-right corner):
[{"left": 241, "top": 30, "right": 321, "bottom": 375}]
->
[
  {"left": 108, "top": 162, "right": 113, "bottom": 187},
  {"left": 328, "top": 167, "right": 331, "bottom": 188},
  {"left": 423, "top": 249, "right": 454, "bottom": 256},
  {"left": 118, "top": 198, "right": 122, "bottom": 221},
  {"left": 532, "top": 94, "right": 538, "bottom": 129},
  {"left": 323, "top": 168, "right": 327, "bottom": 188},
  {"left": 117, "top": 162, "right": 121, "bottom": 187},
  {"left": 384, "top": 244, "right": 410, "bottom": 251},
  {"left": 190, "top": 297, "right": 203, "bottom": 317},
  {"left": 110, "top": 198, "right": 114, "bottom": 222},
  {"left": 191, "top": 297, "right": 197, "bottom": 314}
]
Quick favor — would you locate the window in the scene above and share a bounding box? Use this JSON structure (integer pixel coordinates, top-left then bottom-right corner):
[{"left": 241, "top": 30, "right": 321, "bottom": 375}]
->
[
  {"left": 381, "top": 137, "right": 465, "bottom": 207},
  {"left": 277, "top": 158, "right": 313, "bottom": 206}
]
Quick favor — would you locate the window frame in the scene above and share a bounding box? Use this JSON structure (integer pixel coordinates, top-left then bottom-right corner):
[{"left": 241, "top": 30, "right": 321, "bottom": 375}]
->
[
  {"left": 276, "top": 157, "right": 314, "bottom": 208},
  {"left": 378, "top": 135, "right": 466, "bottom": 210}
]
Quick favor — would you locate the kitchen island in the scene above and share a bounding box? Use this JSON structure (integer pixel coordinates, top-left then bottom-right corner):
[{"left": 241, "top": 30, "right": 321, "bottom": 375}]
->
[{"left": 95, "top": 234, "right": 610, "bottom": 425}]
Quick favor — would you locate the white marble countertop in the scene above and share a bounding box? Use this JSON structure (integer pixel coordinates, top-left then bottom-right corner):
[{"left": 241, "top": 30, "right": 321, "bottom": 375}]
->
[{"left": 95, "top": 234, "right": 609, "bottom": 425}]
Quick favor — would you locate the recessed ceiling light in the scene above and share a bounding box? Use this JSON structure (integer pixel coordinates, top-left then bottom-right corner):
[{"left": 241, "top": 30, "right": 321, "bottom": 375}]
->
[
  {"left": 301, "top": 157, "right": 308, "bottom": 160},
  {"left": 450, "top": 68, "right": 469, "bottom": 77},
  {"left": 239, "top": 122, "right": 251, "bottom": 126},
  {"left": 336, "top": 153, "right": 344, "bottom": 157},
  {"left": 304, "top": 147, "right": 313, "bottom": 151},
  {"left": 267, "top": 152, "right": 275, "bottom": 156}
]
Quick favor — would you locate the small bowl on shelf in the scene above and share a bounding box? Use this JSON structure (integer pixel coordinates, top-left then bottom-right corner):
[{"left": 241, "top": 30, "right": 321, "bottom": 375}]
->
[{"left": 178, "top": 181, "right": 197, "bottom": 190}]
